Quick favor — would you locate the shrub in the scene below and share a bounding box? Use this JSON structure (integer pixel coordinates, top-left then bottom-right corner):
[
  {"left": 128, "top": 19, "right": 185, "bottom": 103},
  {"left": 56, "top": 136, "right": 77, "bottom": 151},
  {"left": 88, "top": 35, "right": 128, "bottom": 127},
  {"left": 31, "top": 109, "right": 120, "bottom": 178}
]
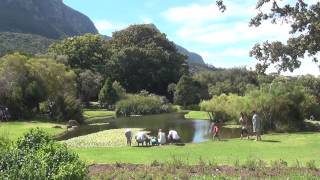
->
[
  {"left": 116, "top": 94, "right": 171, "bottom": 116},
  {"left": 0, "top": 135, "right": 11, "bottom": 157},
  {"left": 50, "top": 95, "right": 83, "bottom": 122},
  {"left": 0, "top": 129, "right": 88, "bottom": 179},
  {"left": 201, "top": 80, "right": 314, "bottom": 131},
  {"left": 17, "top": 128, "right": 51, "bottom": 151}
]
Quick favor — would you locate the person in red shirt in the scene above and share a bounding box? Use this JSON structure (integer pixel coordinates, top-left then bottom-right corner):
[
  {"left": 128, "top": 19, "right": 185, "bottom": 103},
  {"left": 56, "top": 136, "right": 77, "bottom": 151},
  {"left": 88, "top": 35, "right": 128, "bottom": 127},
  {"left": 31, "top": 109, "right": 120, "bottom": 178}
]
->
[{"left": 211, "top": 121, "right": 221, "bottom": 141}]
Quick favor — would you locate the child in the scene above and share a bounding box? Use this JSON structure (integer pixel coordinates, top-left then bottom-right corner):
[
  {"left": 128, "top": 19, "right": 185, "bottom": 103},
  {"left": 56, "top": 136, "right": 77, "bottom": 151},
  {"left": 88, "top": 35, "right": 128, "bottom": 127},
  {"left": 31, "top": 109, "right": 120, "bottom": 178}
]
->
[{"left": 211, "top": 121, "right": 221, "bottom": 141}]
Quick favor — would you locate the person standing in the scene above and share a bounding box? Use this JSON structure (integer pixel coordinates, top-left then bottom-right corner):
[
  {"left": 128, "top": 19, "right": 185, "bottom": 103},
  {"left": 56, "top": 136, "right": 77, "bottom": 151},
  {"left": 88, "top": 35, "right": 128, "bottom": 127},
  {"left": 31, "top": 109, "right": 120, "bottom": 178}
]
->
[
  {"left": 157, "top": 129, "right": 166, "bottom": 145},
  {"left": 211, "top": 121, "right": 221, "bottom": 141},
  {"left": 239, "top": 112, "right": 250, "bottom": 139},
  {"left": 125, "top": 129, "right": 132, "bottom": 146},
  {"left": 252, "top": 111, "right": 262, "bottom": 141}
]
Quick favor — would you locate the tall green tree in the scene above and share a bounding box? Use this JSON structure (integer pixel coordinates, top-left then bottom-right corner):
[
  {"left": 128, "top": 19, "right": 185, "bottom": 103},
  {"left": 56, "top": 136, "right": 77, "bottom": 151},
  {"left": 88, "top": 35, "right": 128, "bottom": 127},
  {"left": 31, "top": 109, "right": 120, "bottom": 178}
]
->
[
  {"left": 48, "top": 34, "right": 109, "bottom": 73},
  {"left": 99, "top": 78, "right": 119, "bottom": 106},
  {"left": 174, "top": 75, "right": 200, "bottom": 106},
  {"left": 107, "top": 24, "right": 188, "bottom": 95},
  {"left": 78, "top": 70, "right": 103, "bottom": 103}
]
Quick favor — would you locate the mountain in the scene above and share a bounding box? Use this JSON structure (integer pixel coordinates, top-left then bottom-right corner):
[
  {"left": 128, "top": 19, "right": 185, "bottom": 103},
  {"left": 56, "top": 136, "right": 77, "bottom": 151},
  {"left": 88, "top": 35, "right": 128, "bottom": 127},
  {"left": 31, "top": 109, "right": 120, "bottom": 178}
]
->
[
  {"left": 0, "top": 1, "right": 206, "bottom": 67},
  {"left": 0, "top": 0, "right": 98, "bottom": 39},
  {"left": 175, "top": 44, "right": 205, "bottom": 64}
]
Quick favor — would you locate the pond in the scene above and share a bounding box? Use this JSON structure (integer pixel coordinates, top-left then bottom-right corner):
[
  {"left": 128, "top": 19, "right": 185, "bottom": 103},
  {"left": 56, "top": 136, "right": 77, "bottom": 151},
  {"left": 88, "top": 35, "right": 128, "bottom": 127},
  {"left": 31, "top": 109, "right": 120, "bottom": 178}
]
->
[{"left": 57, "top": 113, "right": 241, "bottom": 143}]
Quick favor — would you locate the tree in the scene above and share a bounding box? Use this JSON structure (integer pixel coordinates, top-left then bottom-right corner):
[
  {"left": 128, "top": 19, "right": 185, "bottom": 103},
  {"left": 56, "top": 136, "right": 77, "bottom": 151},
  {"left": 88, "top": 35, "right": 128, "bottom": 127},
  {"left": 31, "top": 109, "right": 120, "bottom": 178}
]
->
[
  {"left": 216, "top": 1, "right": 320, "bottom": 73},
  {"left": 0, "top": 53, "right": 80, "bottom": 120},
  {"left": 250, "top": 1, "right": 320, "bottom": 73},
  {"left": 48, "top": 34, "right": 109, "bottom": 73},
  {"left": 99, "top": 78, "right": 118, "bottom": 106},
  {"left": 78, "top": 70, "right": 103, "bottom": 104},
  {"left": 174, "top": 75, "right": 200, "bottom": 106},
  {"left": 112, "top": 81, "right": 126, "bottom": 99},
  {"left": 194, "top": 68, "right": 259, "bottom": 97},
  {"left": 107, "top": 24, "right": 188, "bottom": 95}
]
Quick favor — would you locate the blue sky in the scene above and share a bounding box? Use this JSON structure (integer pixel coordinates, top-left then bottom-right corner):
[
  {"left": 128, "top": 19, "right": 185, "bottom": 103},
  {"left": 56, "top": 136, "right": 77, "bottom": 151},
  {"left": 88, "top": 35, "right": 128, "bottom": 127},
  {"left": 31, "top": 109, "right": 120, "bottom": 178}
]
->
[{"left": 64, "top": 0, "right": 319, "bottom": 76}]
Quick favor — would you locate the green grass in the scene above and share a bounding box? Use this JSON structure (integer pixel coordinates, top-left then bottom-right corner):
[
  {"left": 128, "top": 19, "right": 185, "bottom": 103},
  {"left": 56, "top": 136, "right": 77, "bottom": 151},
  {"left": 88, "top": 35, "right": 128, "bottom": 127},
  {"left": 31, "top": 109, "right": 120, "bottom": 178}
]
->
[
  {"left": 62, "top": 128, "right": 147, "bottom": 148},
  {"left": 184, "top": 111, "right": 210, "bottom": 120},
  {"left": 83, "top": 110, "right": 115, "bottom": 119},
  {"left": 74, "top": 133, "right": 320, "bottom": 166},
  {"left": 0, "top": 121, "right": 66, "bottom": 141}
]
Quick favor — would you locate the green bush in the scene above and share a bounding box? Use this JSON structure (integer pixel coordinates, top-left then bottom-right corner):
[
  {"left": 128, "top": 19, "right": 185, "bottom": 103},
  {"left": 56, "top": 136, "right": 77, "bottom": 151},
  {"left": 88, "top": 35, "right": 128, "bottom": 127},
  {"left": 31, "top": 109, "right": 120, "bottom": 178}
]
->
[
  {"left": 116, "top": 94, "right": 171, "bottom": 116},
  {"left": 201, "top": 80, "right": 315, "bottom": 131},
  {"left": 0, "top": 129, "right": 88, "bottom": 179},
  {"left": 0, "top": 135, "right": 11, "bottom": 157}
]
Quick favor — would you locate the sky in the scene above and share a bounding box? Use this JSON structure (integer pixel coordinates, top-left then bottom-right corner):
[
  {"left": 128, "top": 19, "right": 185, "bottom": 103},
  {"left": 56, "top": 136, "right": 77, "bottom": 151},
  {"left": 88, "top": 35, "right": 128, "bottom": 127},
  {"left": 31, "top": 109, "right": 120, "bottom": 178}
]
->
[{"left": 64, "top": 0, "right": 320, "bottom": 76}]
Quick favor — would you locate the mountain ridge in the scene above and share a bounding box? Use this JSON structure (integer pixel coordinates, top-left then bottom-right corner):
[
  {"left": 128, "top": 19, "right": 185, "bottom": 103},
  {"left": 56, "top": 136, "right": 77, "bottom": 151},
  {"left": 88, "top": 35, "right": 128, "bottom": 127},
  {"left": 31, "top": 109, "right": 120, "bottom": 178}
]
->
[
  {"left": 0, "top": 0, "right": 98, "bottom": 39},
  {"left": 0, "top": 0, "right": 206, "bottom": 65}
]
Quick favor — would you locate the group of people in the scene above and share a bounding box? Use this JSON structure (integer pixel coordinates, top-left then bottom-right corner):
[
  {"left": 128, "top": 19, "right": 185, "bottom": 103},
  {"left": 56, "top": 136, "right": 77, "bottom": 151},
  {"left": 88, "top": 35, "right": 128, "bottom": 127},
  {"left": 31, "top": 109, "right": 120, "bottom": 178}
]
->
[
  {"left": 124, "top": 111, "right": 262, "bottom": 146},
  {"left": 124, "top": 128, "right": 181, "bottom": 146},
  {"left": 209, "top": 111, "right": 262, "bottom": 141},
  {"left": 240, "top": 111, "right": 262, "bottom": 141}
]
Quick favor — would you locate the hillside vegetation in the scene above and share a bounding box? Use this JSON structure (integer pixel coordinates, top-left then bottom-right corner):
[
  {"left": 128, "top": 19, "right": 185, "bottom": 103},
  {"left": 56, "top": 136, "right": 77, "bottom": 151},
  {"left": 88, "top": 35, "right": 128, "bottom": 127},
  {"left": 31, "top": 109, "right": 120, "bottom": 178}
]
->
[{"left": 0, "top": 32, "right": 55, "bottom": 57}]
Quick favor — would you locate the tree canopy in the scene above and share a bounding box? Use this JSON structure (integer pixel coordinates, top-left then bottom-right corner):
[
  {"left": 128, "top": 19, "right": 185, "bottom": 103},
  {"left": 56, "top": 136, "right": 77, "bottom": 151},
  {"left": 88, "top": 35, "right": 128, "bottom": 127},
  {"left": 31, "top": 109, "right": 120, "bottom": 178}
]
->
[
  {"left": 49, "top": 34, "right": 109, "bottom": 73},
  {"left": 107, "top": 24, "right": 188, "bottom": 95},
  {"left": 217, "top": 0, "right": 320, "bottom": 73}
]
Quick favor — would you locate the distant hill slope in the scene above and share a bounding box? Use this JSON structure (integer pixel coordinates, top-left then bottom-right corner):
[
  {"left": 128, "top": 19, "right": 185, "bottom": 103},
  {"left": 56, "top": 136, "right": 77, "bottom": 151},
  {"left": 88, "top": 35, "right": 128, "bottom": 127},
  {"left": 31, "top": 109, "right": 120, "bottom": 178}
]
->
[
  {"left": 0, "top": 0, "right": 207, "bottom": 68},
  {"left": 0, "top": 0, "right": 98, "bottom": 39},
  {"left": 0, "top": 32, "right": 55, "bottom": 57},
  {"left": 175, "top": 44, "right": 205, "bottom": 64}
]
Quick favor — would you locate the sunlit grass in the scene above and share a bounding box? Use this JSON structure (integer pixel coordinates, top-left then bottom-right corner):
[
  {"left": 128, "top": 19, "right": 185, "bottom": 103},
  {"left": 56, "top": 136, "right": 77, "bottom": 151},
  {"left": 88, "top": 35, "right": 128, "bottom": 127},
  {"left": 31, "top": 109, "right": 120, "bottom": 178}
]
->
[
  {"left": 184, "top": 111, "right": 211, "bottom": 120},
  {"left": 0, "top": 121, "right": 66, "bottom": 140},
  {"left": 62, "top": 128, "right": 148, "bottom": 148},
  {"left": 83, "top": 110, "right": 115, "bottom": 119},
  {"left": 74, "top": 132, "right": 320, "bottom": 166}
]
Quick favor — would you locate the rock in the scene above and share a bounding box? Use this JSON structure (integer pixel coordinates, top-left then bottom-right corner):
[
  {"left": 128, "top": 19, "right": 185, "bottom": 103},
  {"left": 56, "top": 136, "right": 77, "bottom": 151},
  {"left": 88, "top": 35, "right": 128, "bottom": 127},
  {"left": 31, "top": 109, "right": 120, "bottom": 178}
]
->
[
  {"left": 67, "top": 126, "right": 79, "bottom": 132},
  {"left": 68, "top": 120, "right": 80, "bottom": 127}
]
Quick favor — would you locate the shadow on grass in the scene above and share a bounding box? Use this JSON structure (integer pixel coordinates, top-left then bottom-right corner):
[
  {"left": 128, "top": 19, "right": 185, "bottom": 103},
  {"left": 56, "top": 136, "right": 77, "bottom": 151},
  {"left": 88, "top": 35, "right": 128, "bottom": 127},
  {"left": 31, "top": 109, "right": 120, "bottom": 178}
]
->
[
  {"left": 260, "top": 139, "right": 280, "bottom": 143},
  {"left": 174, "top": 143, "right": 185, "bottom": 146}
]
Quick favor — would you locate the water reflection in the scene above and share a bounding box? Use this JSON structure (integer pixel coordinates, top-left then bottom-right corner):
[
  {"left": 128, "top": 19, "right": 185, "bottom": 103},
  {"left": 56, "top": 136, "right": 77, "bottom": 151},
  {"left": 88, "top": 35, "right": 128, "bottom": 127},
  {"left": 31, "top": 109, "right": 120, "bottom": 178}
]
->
[{"left": 57, "top": 113, "right": 241, "bottom": 143}]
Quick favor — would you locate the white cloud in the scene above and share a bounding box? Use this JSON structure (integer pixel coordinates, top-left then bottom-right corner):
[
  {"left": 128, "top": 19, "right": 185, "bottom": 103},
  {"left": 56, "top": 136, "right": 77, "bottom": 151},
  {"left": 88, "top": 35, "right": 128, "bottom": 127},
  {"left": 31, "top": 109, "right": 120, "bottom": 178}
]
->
[
  {"left": 163, "top": 1, "right": 255, "bottom": 24},
  {"left": 267, "top": 57, "right": 320, "bottom": 76},
  {"left": 166, "top": 1, "right": 320, "bottom": 75},
  {"left": 198, "top": 48, "right": 256, "bottom": 68},
  {"left": 94, "top": 20, "right": 127, "bottom": 35}
]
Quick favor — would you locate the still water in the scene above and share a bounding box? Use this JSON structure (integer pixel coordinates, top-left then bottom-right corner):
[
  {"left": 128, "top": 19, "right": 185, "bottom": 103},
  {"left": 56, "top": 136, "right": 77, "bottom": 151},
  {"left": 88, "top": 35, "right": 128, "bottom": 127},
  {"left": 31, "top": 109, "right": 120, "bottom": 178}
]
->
[{"left": 58, "top": 113, "right": 241, "bottom": 143}]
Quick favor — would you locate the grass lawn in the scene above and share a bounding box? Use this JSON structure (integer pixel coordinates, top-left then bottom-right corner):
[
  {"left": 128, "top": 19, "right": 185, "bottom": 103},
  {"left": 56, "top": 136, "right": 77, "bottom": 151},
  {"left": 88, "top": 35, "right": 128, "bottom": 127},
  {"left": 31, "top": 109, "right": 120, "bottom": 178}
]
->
[
  {"left": 74, "top": 132, "right": 320, "bottom": 166},
  {"left": 184, "top": 111, "right": 211, "bottom": 120},
  {"left": 63, "top": 128, "right": 148, "bottom": 148},
  {"left": 0, "top": 121, "right": 66, "bottom": 141},
  {"left": 83, "top": 110, "right": 115, "bottom": 119}
]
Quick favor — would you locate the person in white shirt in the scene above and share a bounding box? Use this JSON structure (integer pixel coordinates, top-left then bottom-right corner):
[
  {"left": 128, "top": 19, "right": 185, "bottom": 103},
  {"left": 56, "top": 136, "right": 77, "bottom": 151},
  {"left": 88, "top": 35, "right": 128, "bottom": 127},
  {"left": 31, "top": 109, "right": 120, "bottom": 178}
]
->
[
  {"left": 135, "top": 131, "right": 147, "bottom": 146},
  {"left": 157, "top": 129, "right": 166, "bottom": 145},
  {"left": 167, "top": 129, "right": 181, "bottom": 143}
]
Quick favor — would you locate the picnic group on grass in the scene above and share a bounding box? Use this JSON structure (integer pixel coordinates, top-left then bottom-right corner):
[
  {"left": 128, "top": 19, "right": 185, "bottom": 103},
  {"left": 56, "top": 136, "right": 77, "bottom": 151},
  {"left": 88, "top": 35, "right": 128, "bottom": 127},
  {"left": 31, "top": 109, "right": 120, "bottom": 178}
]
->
[{"left": 124, "top": 110, "right": 262, "bottom": 147}]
